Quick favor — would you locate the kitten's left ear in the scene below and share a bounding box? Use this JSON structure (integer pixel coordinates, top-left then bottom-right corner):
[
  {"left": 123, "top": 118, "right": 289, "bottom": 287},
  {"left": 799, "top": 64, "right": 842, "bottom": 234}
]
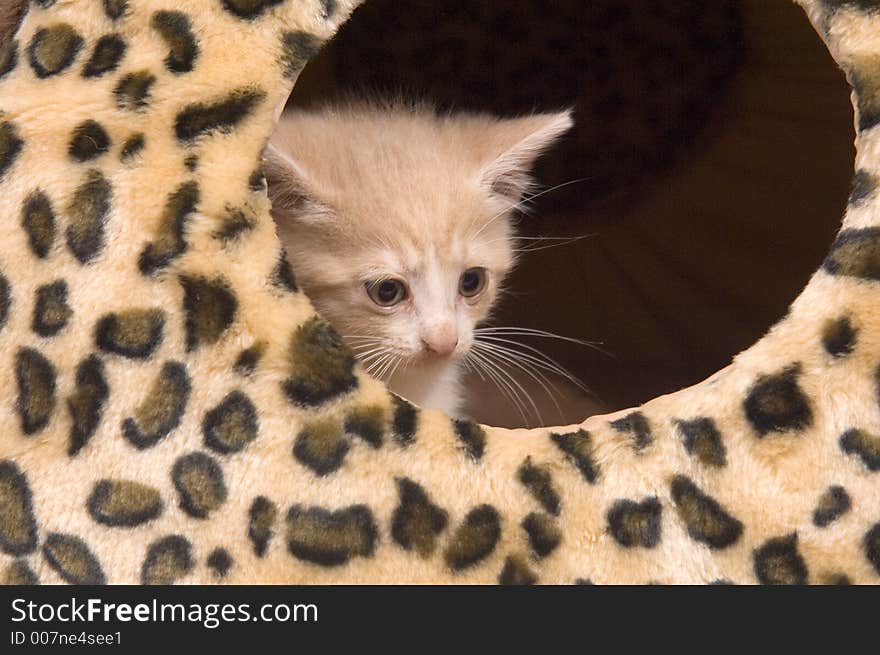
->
[{"left": 479, "top": 110, "right": 574, "bottom": 203}]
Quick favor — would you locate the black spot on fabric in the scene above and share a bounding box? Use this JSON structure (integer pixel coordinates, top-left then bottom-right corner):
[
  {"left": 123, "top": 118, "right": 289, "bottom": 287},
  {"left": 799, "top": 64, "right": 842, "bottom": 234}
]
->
[
  {"left": 221, "top": 0, "right": 285, "bottom": 19},
  {"left": 3, "top": 559, "right": 38, "bottom": 585},
  {"left": 82, "top": 34, "right": 126, "bottom": 78},
  {"left": 294, "top": 418, "right": 348, "bottom": 476},
  {"left": 812, "top": 485, "right": 851, "bottom": 528},
  {"left": 839, "top": 428, "right": 880, "bottom": 471},
  {"left": 180, "top": 275, "right": 238, "bottom": 351},
  {"left": 676, "top": 417, "right": 727, "bottom": 468},
  {"left": 32, "top": 280, "right": 71, "bottom": 337},
  {"left": 21, "top": 190, "right": 56, "bottom": 258},
  {"left": 280, "top": 31, "right": 322, "bottom": 77},
  {"left": 248, "top": 167, "right": 265, "bottom": 192},
  {"left": 607, "top": 497, "right": 662, "bottom": 548},
  {"left": 206, "top": 548, "right": 233, "bottom": 578},
  {"left": 550, "top": 429, "right": 599, "bottom": 483},
  {"left": 175, "top": 88, "right": 266, "bottom": 142},
  {"left": 122, "top": 361, "right": 191, "bottom": 449},
  {"left": 248, "top": 496, "right": 277, "bottom": 557},
  {"left": 522, "top": 512, "right": 561, "bottom": 558},
  {"left": 0, "top": 461, "right": 38, "bottom": 556},
  {"left": 172, "top": 452, "right": 227, "bottom": 519},
  {"left": 344, "top": 405, "right": 385, "bottom": 449},
  {"left": 0, "top": 121, "right": 24, "bottom": 181},
  {"left": 87, "top": 480, "right": 163, "bottom": 527},
  {"left": 0, "top": 40, "right": 18, "bottom": 79},
  {"left": 28, "top": 24, "right": 84, "bottom": 78},
  {"left": 184, "top": 154, "right": 198, "bottom": 172},
  {"left": 103, "top": 0, "right": 128, "bottom": 20},
  {"left": 498, "top": 554, "right": 538, "bottom": 585},
  {"left": 823, "top": 227, "right": 880, "bottom": 281},
  {"left": 820, "top": 573, "right": 852, "bottom": 585},
  {"left": 453, "top": 418, "right": 486, "bottom": 461},
  {"left": 233, "top": 341, "right": 266, "bottom": 376},
  {"left": 213, "top": 207, "right": 254, "bottom": 243},
  {"left": 282, "top": 318, "right": 358, "bottom": 407},
  {"left": 391, "top": 478, "right": 448, "bottom": 557},
  {"left": 43, "top": 534, "right": 105, "bottom": 585},
  {"left": 444, "top": 505, "right": 501, "bottom": 571},
  {"left": 709, "top": 579, "right": 735, "bottom": 585},
  {"left": 609, "top": 411, "right": 653, "bottom": 451},
  {"left": 114, "top": 71, "right": 156, "bottom": 111},
  {"left": 120, "top": 133, "right": 145, "bottom": 162},
  {"left": 94, "top": 308, "right": 164, "bottom": 358},
  {"left": 0, "top": 274, "right": 9, "bottom": 330},
  {"left": 202, "top": 390, "right": 258, "bottom": 454},
  {"left": 753, "top": 534, "right": 808, "bottom": 585},
  {"left": 821, "top": 0, "right": 880, "bottom": 13},
  {"left": 517, "top": 457, "right": 561, "bottom": 516},
  {"left": 822, "top": 316, "right": 857, "bottom": 357},
  {"left": 67, "top": 355, "right": 109, "bottom": 457},
  {"left": 270, "top": 250, "right": 298, "bottom": 292},
  {"left": 151, "top": 11, "right": 199, "bottom": 73},
  {"left": 320, "top": 0, "right": 337, "bottom": 19},
  {"left": 876, "top": 365, "right": 880, "bottom": 411},
  {"left": 849, "top": 54, "right": 880, "bottom": 132},
  {"left": 743, "top": 365, "right": 813, "bottom": 437},
  {"left": 848, "top": 169, "right": 879, "bottom": 206},
  {"left": 141, "top": 535, "right": 194, "bottom": 585},
  {"left": 865, "top": 523, "right": 880, "bottom": 576},
  {"left": 66, "top": 169, "right": 111, "bottom": 264},
  {"left": 670, "top": 476, "right": 743, "bottom": 549},
  {"left": 15, "top": 347, "right": 56, "bottom": 435},
  {"left": 574, "top": 578, "right": 594, "bottom": 585},
  {"left": 286, "top": 505, "right": 378, "bottom": 567},
  {"left": 68, "top": 120, "right": 111, "bottom": 162},
  {"left": 392, "top": 395, "right": 418, "bottom": 446},
  {"left": 138, "top": 181, "right": 199, "bottom": 275}
]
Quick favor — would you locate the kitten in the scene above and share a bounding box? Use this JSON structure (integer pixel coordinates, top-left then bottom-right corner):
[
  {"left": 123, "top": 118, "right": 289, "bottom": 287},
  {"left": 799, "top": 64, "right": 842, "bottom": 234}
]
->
[{"left": 264, "top": 101, "right": 572, "bottom": 416}]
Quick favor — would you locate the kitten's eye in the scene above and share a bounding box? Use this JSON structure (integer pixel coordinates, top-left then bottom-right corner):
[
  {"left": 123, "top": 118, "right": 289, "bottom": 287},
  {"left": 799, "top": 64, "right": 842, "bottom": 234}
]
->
[
  {"left": 459, "top": 267, "right": 487, "bottom": 297},
  {"left": 366, "top": 279, "right": 408, "bottom": 306}
]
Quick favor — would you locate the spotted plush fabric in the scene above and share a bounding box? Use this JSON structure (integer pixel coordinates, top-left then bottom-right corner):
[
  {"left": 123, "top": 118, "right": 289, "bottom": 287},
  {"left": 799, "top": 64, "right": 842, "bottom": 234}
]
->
[{"left": 0, "top": 0, "right": 879, "bottom": 585}]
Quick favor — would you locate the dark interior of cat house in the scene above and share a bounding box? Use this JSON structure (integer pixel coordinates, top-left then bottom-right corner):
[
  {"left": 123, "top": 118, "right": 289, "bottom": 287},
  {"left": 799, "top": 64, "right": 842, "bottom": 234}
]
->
[{"left": 286, "top": 0, "right": 854, "bottom": 427}]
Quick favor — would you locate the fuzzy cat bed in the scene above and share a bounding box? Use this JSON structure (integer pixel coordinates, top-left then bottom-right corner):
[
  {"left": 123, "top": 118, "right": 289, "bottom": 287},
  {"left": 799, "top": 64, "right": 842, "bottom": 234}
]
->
[{"left": 0, "top": 0, "right": 878, "bottom": 584}]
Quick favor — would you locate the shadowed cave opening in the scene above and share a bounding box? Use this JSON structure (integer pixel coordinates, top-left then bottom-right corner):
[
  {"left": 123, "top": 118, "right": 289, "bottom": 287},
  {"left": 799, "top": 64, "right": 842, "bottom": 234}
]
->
[{"left": 283, "top": 0, "right": 852, "bottom": 427}]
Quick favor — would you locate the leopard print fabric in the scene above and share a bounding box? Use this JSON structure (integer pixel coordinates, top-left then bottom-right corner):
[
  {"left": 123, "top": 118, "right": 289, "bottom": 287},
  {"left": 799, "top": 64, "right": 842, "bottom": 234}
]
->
[{"left": 0, "top": 0, "right": 879, "bottom": 584}]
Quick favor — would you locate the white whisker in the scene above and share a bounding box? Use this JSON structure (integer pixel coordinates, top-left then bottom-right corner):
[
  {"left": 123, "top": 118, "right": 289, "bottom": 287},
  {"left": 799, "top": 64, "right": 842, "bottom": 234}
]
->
[
  {"left": 473, "top": 348, "right": 543, "bottom": 426},
  {"left": 472, "top": 342, "right": 564, "bottom": 418},
  {"left": 474, "top": 344, "right": 554, "bottom": 412},
  {"left": 363, "top": 352, "right": 391, "bottom": 374},
  {"left": 474, "top": 326, "right": 612, "bottom": 356},
  {"left": 473, "top": 358, "right": 530, "bottom": 426},
  {"left": 474, "top": 337, "right": 590, "bottom": 395},
  {"left": 471, "top": 177, "right": 592, "bottom": 240},
  {"left": 513, "top": 234, "right": 596, "bottom": 253}
]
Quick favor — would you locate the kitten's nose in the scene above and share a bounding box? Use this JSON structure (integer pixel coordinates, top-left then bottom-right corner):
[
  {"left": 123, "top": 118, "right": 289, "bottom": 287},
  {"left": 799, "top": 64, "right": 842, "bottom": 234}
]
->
[
  {"left": 421, "top": 327, "right": 458, "bottom": 357},
  {"left": 422, "top": 338, "right": 458, "bottom": 356}
]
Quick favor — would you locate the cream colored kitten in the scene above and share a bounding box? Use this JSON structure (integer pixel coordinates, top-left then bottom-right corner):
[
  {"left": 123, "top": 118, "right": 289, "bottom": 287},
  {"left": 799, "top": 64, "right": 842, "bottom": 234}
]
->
[{"left": 264, "top": 101, "right": 572, "bottom": 416}]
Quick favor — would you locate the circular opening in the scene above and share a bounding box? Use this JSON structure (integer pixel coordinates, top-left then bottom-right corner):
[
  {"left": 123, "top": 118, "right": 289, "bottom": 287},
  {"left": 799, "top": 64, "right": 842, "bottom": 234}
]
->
[{"left": 283, "top": 0, "right": 852, "bottom": 427}]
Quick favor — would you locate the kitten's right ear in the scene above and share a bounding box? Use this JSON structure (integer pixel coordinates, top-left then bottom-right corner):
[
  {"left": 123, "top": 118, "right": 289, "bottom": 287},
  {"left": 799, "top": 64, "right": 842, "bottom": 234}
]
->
[
  {"left": 478, "top": 110, "right": 574, "bottom": 205},
  {"left": 262, "top": 143, "right": 334, "bottom": 220}
]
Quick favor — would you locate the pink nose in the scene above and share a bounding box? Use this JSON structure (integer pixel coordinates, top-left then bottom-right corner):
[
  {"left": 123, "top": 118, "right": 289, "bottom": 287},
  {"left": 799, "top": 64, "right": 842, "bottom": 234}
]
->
[{"left": 422, "top": 336, "right": 458, "bottom": 356}]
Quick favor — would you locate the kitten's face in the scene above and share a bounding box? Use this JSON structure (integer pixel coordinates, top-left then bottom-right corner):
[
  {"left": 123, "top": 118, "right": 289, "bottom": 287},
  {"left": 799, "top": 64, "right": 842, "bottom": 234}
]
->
[
  {"left": 265, "top": 103, "right": 571, "bottom": 373},
  {"left": 273, "top": 181, "right": 514, "bottom": 369}
]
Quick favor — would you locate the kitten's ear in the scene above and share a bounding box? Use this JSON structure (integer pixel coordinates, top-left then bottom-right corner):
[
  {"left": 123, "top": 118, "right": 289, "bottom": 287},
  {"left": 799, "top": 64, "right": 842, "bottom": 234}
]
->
[
  {"left": 262, "top": 142, "right": 334, "bottom": 220},
  {"left": 479, "top": 110, "right": 574, "bottom": 203}
]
